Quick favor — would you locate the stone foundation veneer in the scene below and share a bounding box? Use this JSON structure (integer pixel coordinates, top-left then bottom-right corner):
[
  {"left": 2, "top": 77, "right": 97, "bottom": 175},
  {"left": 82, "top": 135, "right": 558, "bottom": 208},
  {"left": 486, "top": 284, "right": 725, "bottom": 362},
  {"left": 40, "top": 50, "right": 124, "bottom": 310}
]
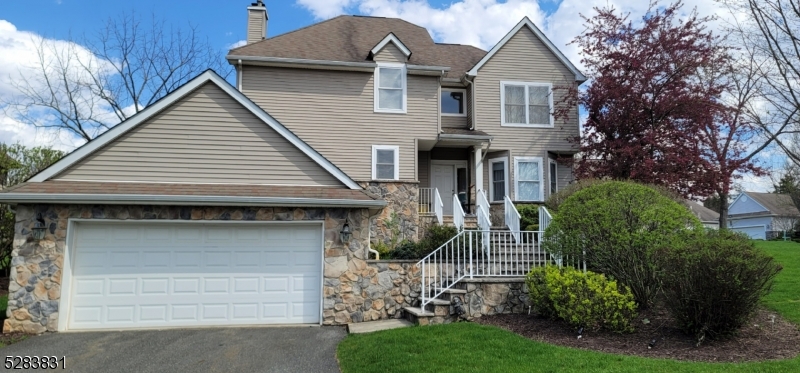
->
[
  {"left": 360, "top": 182, "right": 419, "bottom": 244},
  {"left": 6, "top": 204, "right": 370, "bottom": 333},
  {"left": 459, "top": 278, "right": 531, "bottom": 318},
  {"left": 6, "top": 204, "right": 528, "bottom": 333},
  {"left": 324, "top": 260, "right": 421, "bottom": 323}
]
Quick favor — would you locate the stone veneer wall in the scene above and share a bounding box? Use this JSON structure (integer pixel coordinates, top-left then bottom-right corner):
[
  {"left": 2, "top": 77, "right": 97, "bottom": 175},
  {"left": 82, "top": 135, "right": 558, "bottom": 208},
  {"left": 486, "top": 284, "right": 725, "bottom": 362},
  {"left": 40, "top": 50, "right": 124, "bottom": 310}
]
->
[
  {"left": 6, "top": 204, "right": 370, "bottom": 333},
  {"left": 360, "top": 182, "right": 419, "bottom": 243},
  {"left": 324, "top": 260, "right": 421, "bottom": 323},
  {"left": 489, "top": 204, "right": 504, "bottom": 227},
  {"left": 459, "top": 278, "right": 530, "bottom": 319}
]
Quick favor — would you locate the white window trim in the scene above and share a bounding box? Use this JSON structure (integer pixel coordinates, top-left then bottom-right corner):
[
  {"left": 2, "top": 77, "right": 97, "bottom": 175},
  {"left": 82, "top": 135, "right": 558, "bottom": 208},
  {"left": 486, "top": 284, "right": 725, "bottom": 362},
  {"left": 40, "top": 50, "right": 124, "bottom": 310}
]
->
[
  {"left": 500, "top": 81, "right": 554, "bottom": 128},
  {"left": 549, "top": 158, "right": 558, "bottom": 195},
  {"left": 514, "top": 156, "right": 544, "bottom": 202},
  {"left": 374, "top": 63, "right": 407, "bottom": 114},
  {"left": 441, "top": 88, "right": 467, "bottom": 117},
  {"left": 488, "top": 157, "right": 508, "bottom": 202},
  {"left": 372, "top": 145, "right": 400, "bottom": 180}
]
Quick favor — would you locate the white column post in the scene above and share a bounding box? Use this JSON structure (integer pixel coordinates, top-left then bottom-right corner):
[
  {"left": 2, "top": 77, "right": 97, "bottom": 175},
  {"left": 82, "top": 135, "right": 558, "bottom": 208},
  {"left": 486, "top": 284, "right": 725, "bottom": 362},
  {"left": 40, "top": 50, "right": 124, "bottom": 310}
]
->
[{"left": 474, "top": 146, "right": 483, "bottom": 195}]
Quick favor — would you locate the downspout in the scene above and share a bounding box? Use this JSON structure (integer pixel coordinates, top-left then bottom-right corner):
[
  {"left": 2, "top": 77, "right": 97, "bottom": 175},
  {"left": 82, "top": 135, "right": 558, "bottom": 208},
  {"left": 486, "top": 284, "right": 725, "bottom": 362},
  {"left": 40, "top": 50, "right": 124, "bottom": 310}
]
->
[
  {"left": 368, "top": 222, "right": 379, "bottom": 260},
  {"left": 462, "top": 76, "right": 476, "bottom": 130},
  {"left": 237, "top": 59, "right": 243, "bottom": 91}
]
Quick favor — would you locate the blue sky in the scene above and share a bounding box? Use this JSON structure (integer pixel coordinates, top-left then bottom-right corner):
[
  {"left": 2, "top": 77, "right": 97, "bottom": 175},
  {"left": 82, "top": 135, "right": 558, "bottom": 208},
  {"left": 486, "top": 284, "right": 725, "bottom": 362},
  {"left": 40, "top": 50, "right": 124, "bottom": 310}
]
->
[
  {"left": 0, "top": 0, "right": 782, "bottom": 191},
  {"left": 2, "top": 1, "right": 563, "bottom": 51}
]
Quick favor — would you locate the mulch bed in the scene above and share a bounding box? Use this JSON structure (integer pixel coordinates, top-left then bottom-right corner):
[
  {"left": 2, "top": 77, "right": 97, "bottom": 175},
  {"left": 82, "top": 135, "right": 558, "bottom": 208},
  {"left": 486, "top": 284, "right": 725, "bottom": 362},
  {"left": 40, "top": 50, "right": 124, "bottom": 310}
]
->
[{"left": 476, "top": 307, "right": 800, "bottom": 362}]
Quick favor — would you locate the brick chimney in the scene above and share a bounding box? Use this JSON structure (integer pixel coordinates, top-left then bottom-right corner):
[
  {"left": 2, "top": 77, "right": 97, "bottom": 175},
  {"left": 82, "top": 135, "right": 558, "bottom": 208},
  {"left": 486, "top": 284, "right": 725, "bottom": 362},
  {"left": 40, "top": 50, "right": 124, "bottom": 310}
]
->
[{"left": 247, "top": 0, "right": 268, "bottom": 44}]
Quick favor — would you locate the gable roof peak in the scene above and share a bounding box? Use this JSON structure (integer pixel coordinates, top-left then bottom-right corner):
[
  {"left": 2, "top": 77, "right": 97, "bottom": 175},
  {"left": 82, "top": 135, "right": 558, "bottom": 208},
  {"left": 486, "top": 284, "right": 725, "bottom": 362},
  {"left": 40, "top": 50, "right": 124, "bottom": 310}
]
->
[
  {"left": 467, "top": 17, "right": 586, "bottom": 82},
  {"left": 29, "top": 70, "right": 361, "bottom": 189}
]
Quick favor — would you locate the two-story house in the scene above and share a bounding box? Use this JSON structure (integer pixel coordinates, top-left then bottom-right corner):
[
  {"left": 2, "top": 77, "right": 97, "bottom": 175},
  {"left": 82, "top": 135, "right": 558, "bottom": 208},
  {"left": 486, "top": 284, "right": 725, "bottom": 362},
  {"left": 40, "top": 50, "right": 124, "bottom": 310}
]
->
[
  {"left": 230, "top": 1, "right": 584, "bottom": 240},
  {"left": 0, "top": 1, "right": 584, "bottom": 333}
]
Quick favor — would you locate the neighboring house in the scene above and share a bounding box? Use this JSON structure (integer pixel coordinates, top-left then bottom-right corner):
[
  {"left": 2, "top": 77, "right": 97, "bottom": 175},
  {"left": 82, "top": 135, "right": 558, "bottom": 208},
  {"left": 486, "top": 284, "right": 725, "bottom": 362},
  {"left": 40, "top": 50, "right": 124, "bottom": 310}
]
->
[
  {"left": 728, "top": 192, "right": 800, "bottom": 240},
  {"left": 0, "top": 1, "right": 584, "bottom": 333},
  {"left": 684, "top": 201, "right": 720, "bottom": 229}
]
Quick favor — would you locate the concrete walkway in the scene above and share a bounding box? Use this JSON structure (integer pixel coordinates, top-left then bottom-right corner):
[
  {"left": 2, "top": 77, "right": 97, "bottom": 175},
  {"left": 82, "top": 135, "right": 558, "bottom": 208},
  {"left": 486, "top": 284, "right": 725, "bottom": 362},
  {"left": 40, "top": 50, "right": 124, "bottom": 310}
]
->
[{"left": 2, "top": 326, "right": 346, "bottom": 373}]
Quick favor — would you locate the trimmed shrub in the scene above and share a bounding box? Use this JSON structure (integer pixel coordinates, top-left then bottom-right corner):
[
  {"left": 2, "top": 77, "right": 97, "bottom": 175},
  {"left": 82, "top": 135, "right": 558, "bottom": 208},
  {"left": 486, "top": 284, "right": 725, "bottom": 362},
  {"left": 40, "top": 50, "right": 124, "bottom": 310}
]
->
[
  {"left": 416, "top": 224, "right": 459, "bottom": 258},
  {"left": 544, "top": 179, "right": 605, "bottom": 212},
  {"left": 391, "top": 240, "right": 419, "bottom": 260},
  {"left": 515, "top": 204, "right": 541, "bottom": 231},
  {"left": 655, "top": 230, "right": 782, "bottom": 343},
  {"left": 525, "top": 266, "right": 557, "bottom": 319},
  {"left": 543, "top": 181, "right": 701, "bottom": 307},
  {"left": 526, "top": 266, "right": 638, "bottom": 333}
]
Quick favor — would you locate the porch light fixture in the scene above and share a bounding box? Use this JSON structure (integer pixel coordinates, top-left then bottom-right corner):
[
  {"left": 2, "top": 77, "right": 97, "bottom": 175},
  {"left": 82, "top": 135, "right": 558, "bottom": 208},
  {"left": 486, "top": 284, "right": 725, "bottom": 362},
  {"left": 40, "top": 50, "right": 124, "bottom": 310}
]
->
[
  {"left": 340, "top": 219, "right": 352, "bottom": 243},
  {"left": 31, "top": 213, "right": 46, "bottom": 241}
]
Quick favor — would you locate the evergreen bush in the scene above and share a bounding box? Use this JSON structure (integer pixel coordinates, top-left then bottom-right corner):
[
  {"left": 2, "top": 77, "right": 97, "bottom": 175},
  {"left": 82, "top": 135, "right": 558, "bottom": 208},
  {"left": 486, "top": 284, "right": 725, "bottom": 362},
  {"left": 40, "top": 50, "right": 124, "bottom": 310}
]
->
[{"left": 543, "top": 181, "right": 701, "bottom": 307}]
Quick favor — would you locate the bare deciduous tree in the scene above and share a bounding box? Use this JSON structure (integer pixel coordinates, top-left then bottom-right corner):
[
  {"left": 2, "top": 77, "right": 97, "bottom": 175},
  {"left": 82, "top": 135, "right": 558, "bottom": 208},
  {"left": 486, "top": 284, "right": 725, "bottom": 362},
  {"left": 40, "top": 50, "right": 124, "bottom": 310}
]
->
[
  {"left": 2, "top": 12, "right": 231, "bottom": 142},
  {"left": 721, "top": 0, "right": 800, "bottom": 166}
]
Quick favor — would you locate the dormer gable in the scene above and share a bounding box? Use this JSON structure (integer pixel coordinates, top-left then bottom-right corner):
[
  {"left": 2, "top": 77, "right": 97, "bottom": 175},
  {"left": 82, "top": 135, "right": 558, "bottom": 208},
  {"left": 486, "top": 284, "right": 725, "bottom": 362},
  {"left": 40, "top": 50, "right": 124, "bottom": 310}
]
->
[{"left": 369, "top": 33, "right": 412, "bottom": 63}]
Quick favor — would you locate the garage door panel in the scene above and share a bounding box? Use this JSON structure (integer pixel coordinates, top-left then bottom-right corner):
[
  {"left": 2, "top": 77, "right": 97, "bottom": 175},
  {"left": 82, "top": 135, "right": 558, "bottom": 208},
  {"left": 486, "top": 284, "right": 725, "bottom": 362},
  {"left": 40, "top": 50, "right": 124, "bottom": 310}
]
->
[{"left": 67, "top": 222, "right": 321, "bottom": 330}]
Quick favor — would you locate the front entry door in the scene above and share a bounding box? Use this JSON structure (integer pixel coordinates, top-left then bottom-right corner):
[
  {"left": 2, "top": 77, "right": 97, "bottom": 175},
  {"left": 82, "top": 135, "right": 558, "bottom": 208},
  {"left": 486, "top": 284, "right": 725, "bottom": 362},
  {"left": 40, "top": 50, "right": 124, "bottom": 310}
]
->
[{"left": 432, "top": 164, "right": 455, "bottom": 214}]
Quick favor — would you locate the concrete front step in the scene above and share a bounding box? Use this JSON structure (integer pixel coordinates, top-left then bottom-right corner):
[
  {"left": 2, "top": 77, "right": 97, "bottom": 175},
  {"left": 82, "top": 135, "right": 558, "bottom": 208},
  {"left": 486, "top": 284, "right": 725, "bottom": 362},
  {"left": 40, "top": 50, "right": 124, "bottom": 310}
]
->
[
  {"left": 403, "top": 305, "right": 453, "bottom": 326},
  {"left": 347, "top": 319, "right": 414, "bottom": 334}
]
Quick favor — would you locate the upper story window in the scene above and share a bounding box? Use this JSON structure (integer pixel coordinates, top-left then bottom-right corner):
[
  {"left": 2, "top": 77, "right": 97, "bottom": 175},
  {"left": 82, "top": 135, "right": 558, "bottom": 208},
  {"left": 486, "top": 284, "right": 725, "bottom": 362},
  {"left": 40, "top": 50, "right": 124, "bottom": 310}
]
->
[
  {"left": 500, "top": 81, "right": 553, "bottom": 127},
  {"left": 372, "top": 145, "right": 399, "bottom": 180},
  {"left": 514, "top": 156, "right": 543, "bottom": 201},
  {"left": 374, "top": 63, "right": 407, "bottom": 113},
  {"left": 441, "top": 88, "right": 466, "bottom": 116}
]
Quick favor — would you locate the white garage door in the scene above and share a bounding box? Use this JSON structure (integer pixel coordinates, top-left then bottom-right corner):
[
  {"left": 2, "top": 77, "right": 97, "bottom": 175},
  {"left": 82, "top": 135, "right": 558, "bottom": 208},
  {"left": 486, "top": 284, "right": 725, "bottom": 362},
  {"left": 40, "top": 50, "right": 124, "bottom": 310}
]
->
[
  {"left": 731, "top": 225, "right": 766, "bottom": 240},
  {"left": 65, "top": 222, "right": 322, "bottom": 330}
]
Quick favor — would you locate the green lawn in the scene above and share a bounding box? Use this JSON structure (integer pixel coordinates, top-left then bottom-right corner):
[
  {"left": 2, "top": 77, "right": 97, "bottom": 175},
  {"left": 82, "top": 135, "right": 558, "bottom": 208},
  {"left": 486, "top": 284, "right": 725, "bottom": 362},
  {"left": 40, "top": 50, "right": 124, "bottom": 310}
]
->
[
  {"left": 756, "top": 240, "right": 800, "bottom": 324},
  {"left": 337, "top": 241, "right": 800, "bottom": 373}
]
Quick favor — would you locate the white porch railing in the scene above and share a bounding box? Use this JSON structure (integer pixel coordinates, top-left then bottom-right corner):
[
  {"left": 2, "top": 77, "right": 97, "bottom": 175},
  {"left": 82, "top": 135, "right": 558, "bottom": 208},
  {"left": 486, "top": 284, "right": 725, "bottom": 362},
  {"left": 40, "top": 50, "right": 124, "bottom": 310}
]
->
[
  {"left": 504, "top": 196, "right": 521, "bottom": 242},
  {"left": 419, "top": 188, "right": 435, "bottom": 215},
  {"left": 452, "top": 193, "right": 465, "bottom": 231},
  {"left": 539, "top": 205, "right": 552, "bottom": 231},
  {"left": 476, "top": 190, "right": 491, "bottom": 252},
  {"left": 418, "top": 229, "right": 549, "bottom": 307},
  {"left": 433, "top": 188, "right": 443, "bottom": 225}
]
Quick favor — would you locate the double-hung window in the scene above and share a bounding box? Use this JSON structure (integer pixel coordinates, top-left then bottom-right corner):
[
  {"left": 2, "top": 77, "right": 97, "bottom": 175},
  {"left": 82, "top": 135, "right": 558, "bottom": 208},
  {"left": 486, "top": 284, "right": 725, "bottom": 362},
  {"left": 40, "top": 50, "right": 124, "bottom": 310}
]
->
[
  {"left": 372, "top": 145, "right": 399, "bottom": 180},
  {"left": 374, "top": 63, "right": 406, "bottom": 113},
  {"left": 501, "top": 81, "right": 553, "bottom": 127},
  {"left": 514, "top": 157, "right": 543, "bottom": 201},
  {"left": 489, "top": 157, "right": 508, "bottom": 202}
]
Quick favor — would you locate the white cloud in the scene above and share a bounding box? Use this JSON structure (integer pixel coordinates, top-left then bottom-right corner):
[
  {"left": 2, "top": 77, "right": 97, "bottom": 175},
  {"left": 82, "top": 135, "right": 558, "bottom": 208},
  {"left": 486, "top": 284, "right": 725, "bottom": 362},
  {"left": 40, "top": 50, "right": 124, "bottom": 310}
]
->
[
  {"left": 0, "top": 20, "right": 118, "bottom": 150},
  {"left": 296, "top": 0, "right": 358, "bottom": 19},
  {"left": 227, "top": 39, "right": 247, "bottom": 50}
]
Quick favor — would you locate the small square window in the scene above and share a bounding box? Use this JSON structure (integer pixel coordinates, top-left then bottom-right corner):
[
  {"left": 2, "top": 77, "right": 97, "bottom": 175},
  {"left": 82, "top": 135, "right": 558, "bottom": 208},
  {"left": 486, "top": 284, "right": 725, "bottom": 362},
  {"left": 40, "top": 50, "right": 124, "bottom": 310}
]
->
[
  {"left": 441, "top": 89, "right": 465, "bottom": 116},
  {"left": 372, "top": 145, "right": 399, "bottom": 180}
]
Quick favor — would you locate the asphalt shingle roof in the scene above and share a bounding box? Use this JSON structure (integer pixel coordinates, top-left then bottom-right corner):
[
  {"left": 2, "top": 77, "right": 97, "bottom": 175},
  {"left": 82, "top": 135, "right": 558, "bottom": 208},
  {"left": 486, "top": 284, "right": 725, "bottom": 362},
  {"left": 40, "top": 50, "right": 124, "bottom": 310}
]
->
[
  {"left": 2, "top": 181, "right": 375, "bottom": 201},
  {"left": 743, "top": 192, "right": 800, "bottom": 217},
  {"left": 229, "top": 15, "right": 487, "bottom": 79}
]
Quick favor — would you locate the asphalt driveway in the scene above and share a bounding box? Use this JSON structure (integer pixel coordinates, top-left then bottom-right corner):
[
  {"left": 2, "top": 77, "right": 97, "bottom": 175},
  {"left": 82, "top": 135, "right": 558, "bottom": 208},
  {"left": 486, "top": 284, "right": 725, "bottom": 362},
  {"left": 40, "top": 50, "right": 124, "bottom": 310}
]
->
[{"left": 2, "top": 326, "right": 346, "bottom": 373}]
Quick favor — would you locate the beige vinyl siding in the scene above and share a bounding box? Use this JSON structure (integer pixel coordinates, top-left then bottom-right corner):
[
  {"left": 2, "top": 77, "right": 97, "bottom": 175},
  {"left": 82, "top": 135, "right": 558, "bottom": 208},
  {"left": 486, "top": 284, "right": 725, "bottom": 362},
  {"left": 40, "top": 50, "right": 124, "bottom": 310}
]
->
[
  {"left": 242, "top": 66, "right": 439, "bottom": 181},
  {"left": 247, "top": 9, "right": 265, "bottom": 44},
  {"left": 54, "top": 83, "right": 344, "bottom": 187},
  {"left": 556, "top": 163, "right": 573, "bottom": 191},
  {"left": 475, "top": 26, "right": 580, "bottom": 198},
  {"left": 418, "top": 151, "right": 430, "bottom": 187},
  {"left": 441, "top": 116, "right": 467, "bottom": 129},
  {"left": 373, "top": 43, "right": 407, "bottom": 63}
]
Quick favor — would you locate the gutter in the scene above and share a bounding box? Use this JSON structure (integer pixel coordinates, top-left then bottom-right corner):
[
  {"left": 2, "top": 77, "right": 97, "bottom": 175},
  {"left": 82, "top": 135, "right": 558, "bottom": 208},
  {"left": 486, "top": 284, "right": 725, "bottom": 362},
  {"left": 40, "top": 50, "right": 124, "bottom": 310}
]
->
[
  {"left": 227, "top": 55, "right": 377, "bottom": 71},
  {"left": 439, "top": 133, "right": 493, "bottom": 141},
  {"left": 0, "top": 193, "right": 387, "bottom": 209}
]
